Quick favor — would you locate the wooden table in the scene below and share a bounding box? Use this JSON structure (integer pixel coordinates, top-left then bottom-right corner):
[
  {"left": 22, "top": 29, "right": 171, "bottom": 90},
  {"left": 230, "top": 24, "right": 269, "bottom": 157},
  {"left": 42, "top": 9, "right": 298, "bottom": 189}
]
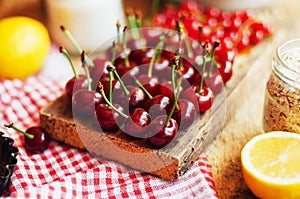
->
[{"left": 207, "top": 0, "right": 300, "bottom": 198}]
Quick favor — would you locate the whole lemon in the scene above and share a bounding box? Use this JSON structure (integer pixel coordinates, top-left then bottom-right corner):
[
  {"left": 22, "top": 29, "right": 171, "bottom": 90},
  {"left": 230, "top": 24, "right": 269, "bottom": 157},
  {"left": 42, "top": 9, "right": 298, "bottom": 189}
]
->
[{"left": 0, "top": 16, "right": 51, "bottom": 79}]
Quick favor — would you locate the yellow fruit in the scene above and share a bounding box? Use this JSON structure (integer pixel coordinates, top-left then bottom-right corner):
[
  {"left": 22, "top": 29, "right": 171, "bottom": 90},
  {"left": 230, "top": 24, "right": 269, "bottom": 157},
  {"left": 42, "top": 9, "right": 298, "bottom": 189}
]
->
[
  {"left": 0, "top": 16, "right": 51, "bottom": 79},
  {"left": 241, "top": 131, "right": 300, "bottom": 199}
]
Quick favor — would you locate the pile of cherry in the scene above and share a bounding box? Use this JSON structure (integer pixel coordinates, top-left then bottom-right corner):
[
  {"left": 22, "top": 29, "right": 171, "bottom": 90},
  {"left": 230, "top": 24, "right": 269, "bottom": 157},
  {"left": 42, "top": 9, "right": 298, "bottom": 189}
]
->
[{"left": 64, "top": 1, "right": 271, "bottom": 148}]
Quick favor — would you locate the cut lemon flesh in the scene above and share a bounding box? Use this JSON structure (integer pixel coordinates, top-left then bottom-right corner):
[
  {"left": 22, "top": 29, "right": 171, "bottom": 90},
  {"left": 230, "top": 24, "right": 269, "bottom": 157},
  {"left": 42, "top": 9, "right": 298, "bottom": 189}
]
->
[{"left": 241, "top": 131, "right": 300, "bottom": 199}]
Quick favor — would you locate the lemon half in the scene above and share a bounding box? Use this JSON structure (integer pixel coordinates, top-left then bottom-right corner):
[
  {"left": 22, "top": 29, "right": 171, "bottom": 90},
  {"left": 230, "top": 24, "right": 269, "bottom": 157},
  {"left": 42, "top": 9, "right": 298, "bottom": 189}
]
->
[{"left": 241, "top": 131, "right": 300, "bottom": 199}]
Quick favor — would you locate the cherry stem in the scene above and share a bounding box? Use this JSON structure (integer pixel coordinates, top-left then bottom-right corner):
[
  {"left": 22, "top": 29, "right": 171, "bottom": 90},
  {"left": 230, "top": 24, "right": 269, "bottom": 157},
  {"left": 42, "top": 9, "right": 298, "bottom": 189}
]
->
[
  {"left": 176, "top": 21, "right": 193, "bottom": 59},
  {"left": 164, "top": 78, "right": 182, "bottom": 126},
  {"left": 60, "top": 25, "right": 94, "bottom": 67},
  {"left": 4, "top": 123, "right": 34, "bottom": 139},
  {"left": 97, "top": 82, "right": 129, "bottom": 119},
  {"left": 107, "top": 64, "right": 130, "bottom": 96},
  {"left": 134, "top": 78, "right": 153, "bottom": 99},
  {"left": 81, "top": 51, "right": 92, "bottom": 91},
  {"left": 126, "top": 7, "right": 140, "bottom": 40},
  {"left": 148, "top": 34, "right": 166, "bottom": 77},
  {"left": 198, "top": 44, "right": 208, "bottom": 93},
  {"left": 171, "top": 56, "right": 180, "bottom": 110},
  {"left": 109, "top": 71, "right": 114, "bottom": 103},
  {"left": 135, "top": 10, "right": 143, "bottom": 29},
  {"left": 112, "top": 40, "right": 118, "bottom": 65},
  {"left": 122, "top": 26, "right": 130, "bottom": 68},
  {"left": 116, "top": 20, "right": 121, "bottom": 47},
  {"left": 59, "top": 46, "right": 78, "bottom": 79}
]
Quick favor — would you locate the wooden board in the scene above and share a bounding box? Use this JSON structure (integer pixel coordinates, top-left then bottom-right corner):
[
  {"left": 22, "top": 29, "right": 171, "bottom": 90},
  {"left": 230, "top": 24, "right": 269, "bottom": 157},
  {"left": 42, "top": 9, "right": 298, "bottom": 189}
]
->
[{"left": 39, "top": 30, "right": 260, "bottom": 181}]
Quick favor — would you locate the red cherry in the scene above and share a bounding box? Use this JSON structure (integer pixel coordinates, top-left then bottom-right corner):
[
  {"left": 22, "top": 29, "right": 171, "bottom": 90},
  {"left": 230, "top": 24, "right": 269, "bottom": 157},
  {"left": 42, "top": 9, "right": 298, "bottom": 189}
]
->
[
  {"left": 124, "top": 108, "right": 151, "bottom": 138},
  {"left": 195, "top": 86, "right": 214, "bottom": 113},
  {"left": 72, "top": 90, "right": 102, "bottom": 116},
  {"left": 172, "top": 99, "right": 197, "bottom": 130},
  {"left": 148, "top": 115, "right": 178, "bottom": 148},
  {"left": 204, "top": 72, "right": 224, "bottom": 95},
  {"left": 24, "top": 126, "right": 51, "bottom": 154},
  {"left": 128, "top": 87, "right": 149, "bottom": 113},
  {"left": 95, "top": 103, "right": 125, "bottom": 131},
  {"left": 144, "top": 95, "right": 171, "bottom": 119},
  {"left": 4, "top": 123, "right": 51, "bottom": 154},
  {"left": 65, "top": 75, "right": 86, "bottom": 98}
]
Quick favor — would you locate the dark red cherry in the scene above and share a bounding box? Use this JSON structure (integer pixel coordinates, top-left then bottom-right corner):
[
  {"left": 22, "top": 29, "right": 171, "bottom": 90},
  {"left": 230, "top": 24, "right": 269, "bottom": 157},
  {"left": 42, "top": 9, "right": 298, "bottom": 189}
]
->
[
  {"left": 172, "top": 99, "right": 197, "bottom": 130},
  {"left": 95, "top": 103, "right": 125, "bottom": 131},
  {"left": 4, "top": 123, "right": 51, "bottom": 154},
  {"left": 72, "top": 90, "right": 102, "bottom": 116},
  {"left": 204, "top": 73, "right": 224, "bottom": 95},
  {"left": 65, "top": 75, "right": 86, "bottom": 98},
  {"left": 195, "top": 86, "right": 214, "bottom": 113},
  {"left": 159, "top": 82, "right": 176, "bottom": 102},
  {"left": 124, "top": 108, "right": 151, "bottom": 138},
  {"left": 148, "top": 115, "right": 178, "bottom": 148},
  {"left": 89, "top": 58, "right": 110, "bottom": 81},
  {"left": 144, "top": 95, "right": 171, "bottom": 119},
  {"left": 24, "top": 126, "right": 51, "bottom": 154},
  {"left": 216, "top": 58, "right": 233, "bottom": 83},
  {"left": 128, "top": 87, "right": 149, "bottom": 113}
]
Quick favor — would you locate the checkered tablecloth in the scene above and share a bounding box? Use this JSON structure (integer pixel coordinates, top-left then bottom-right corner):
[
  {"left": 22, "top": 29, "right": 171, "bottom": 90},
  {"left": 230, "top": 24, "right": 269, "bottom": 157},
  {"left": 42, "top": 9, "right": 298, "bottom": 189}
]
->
[{"left": 0, "top": 49, "right": 218, "bottom": 198}]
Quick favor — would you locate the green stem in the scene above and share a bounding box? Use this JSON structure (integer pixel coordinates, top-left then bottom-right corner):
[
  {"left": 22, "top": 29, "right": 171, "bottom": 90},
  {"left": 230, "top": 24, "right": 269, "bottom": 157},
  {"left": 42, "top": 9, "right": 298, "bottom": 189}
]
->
[
  {"left": 83, "top": 64, "right": 92, "bottom": 91},
  {"left": 59, "top": 46, "right": 78, "bottom": 79},
  {"left": 109, "top": 71, "right": 114, "bottom": 103},
  {"left": 198, "top": 55, "right": 206, "bottom": 93},
  {"left": 171, "top": 65, "right": 179, "bottom": 110},
  {"left": 134, "top": 78, "right": 153, "bottom": 99},
  {"left": 116, "top": 20, "right": 121, "bottom": 47},
  {"left": 164, "top": 78, "right": 182, "bottom": 126},
  {"left": 122, "top": 26, "right": 130, "bottom": 68},
  {"left": 148, "top": 35, "right": 166, "bottom": 77},
  {"left": 112, "top": 41, "right": 117, "bottom": 65},
  {"left": 4, "top": 123, "right": 34, "bottom": 139},
  {"left": 113, "top": 70, "right": 130, "bottom": 96},
  {"left": 100, "top": 90, "right": 129, "bottom": 119},
  {"left": 60, "top": 26, "right": 94, "bottom": 67},
  {"left": 81, "top": 51, "right": 92, "bottom": 91}
]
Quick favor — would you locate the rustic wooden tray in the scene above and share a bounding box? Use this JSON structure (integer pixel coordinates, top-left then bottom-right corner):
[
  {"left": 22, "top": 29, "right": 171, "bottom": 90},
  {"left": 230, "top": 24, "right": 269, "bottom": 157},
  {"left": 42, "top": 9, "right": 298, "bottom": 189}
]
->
[{"left": 39, "top": 48, "right": 255, "bottom": 180}]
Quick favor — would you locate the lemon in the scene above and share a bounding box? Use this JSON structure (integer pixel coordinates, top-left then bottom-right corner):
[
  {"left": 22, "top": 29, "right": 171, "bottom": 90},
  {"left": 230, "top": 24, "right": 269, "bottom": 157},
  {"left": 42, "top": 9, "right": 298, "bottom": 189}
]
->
[
  {"left": 241, "top": 131, "right": 300, "bottom": 199},
  {"left": 0, "top": 16, "right": 51, "bottom": 79}
]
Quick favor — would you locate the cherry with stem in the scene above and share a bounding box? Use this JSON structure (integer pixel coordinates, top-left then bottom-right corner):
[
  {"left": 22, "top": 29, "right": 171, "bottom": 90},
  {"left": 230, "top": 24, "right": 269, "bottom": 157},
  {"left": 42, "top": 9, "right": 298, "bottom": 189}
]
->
[{"left": 4, "top": 123, "right": 51, "bottom": 154}]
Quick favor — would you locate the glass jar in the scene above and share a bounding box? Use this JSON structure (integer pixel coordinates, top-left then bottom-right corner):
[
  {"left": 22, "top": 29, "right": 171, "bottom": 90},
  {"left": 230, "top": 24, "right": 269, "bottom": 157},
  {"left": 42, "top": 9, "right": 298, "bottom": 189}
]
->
[{"left": 263, "top": 38, "right": 300, "bottom": 133}]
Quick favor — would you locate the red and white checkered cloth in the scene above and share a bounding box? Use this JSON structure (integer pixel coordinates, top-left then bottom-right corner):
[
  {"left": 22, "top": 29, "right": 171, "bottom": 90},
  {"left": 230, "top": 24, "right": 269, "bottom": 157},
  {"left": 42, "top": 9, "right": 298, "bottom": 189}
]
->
[{"left": 0, "top": 73, "right": 218, "bottom": 198}]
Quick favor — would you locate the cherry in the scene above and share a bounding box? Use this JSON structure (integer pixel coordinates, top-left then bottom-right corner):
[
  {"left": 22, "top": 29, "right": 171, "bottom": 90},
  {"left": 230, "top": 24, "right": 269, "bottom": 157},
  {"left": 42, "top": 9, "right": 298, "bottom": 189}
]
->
[
  {"left": 96, "top": 82, "right": 128, "bottom": 131},
  {"left": 172, "top": 99, "right": 197, "bottom": 130},
  {"left": 72, "top": 90, "right": 102, "bottom": 116},
  {"left": 89, "top": 58, "right": 110, "bottom": 83},
  {"left": 95, "top": 103, "right": 125, "bottom": 131},
  {"left": 128, "top": 86, "right": 149, "bottom": 113},
  {"left": 4, "top": 123, "right": 51, "bottom": 154},
  {"left": 204, "top": 72, "right": 224, "bottom": 95},
  {"left": 144, "top": 95, "right": 171, "bottom": 119},
  {"left": 65, "top": 74, "right": 86, "bottom": 98},
  {"left": 216, "top": 57, "right": 233, "bottom": 83},
  {"left": 195, "top": 86, "right": 214, "bottom": 113},
  {"left": 124, "top": 108, "right": 151, "bottom": 138},
  {"left": 148, "top": 115, "right": 178, "bottom": 148}
]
